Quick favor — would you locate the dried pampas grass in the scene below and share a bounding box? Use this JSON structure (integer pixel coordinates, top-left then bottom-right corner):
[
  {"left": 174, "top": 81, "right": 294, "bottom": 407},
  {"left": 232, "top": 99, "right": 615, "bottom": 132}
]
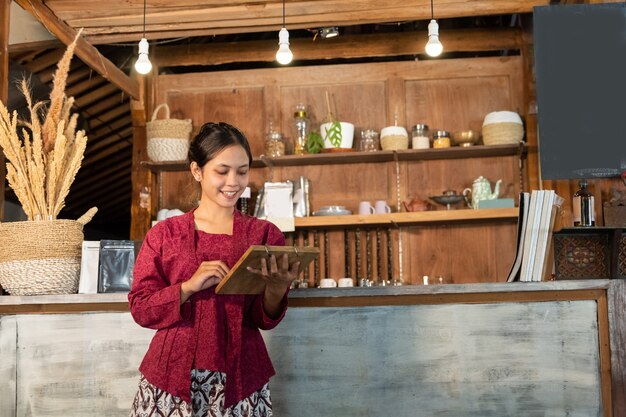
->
[{"left": 0, "top": 31, "right": 87, "bottom": 220}]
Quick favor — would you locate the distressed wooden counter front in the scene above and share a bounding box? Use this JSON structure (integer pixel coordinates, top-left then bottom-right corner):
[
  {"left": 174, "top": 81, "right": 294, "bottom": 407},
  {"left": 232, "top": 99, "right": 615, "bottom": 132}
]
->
[{"left": 0, "top": 280, "right": 623, "bottom": 417}]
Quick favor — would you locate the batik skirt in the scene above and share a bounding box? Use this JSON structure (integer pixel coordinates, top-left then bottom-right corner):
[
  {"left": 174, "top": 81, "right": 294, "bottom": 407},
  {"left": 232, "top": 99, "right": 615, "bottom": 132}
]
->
[{"left": 129, "top": 369, "right": 272, "bottom": 417}]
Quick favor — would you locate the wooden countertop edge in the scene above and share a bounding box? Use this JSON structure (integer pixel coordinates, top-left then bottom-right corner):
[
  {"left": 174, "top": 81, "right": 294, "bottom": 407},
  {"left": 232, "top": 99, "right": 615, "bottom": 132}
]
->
[{"left": 0, "top": 280, "right": 611, "bottom": 314}]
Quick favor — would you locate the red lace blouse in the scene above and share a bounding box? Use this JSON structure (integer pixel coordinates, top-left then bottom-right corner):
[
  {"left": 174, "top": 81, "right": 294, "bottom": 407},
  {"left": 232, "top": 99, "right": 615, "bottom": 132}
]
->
[{"left": 128, "top": 209, "right": 287, "bottom": 407}]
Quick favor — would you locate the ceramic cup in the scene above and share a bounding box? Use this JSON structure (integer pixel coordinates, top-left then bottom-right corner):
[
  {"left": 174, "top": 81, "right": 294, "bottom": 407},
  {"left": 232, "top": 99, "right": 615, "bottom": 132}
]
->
[
  {"left": 358, "top": 201, "right": 375, "bottom": 215},
  {"left": 319, "top": 278, "right": 337, "bottom": 288},
  {"left": 338, "top": 278, "right": 353, "bottom": 287},
  {"left": 374, "top": 200, "right": 391, "bottom": 214}
]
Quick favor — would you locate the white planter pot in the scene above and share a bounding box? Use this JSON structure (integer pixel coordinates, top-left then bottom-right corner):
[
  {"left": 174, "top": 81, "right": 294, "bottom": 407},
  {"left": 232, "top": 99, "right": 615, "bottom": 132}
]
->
[{"left": 320, "top": 122, "right": 355, "bottom": 149}]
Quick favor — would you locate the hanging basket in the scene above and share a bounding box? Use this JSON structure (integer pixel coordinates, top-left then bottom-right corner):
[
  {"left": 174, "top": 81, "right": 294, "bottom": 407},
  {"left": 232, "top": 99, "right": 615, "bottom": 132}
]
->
[
  {"left": 0, "top": 207, "right": 97, "bottom": 295},
  {"left": 146, "top": 103, "right": 193, "bottom": 162}
]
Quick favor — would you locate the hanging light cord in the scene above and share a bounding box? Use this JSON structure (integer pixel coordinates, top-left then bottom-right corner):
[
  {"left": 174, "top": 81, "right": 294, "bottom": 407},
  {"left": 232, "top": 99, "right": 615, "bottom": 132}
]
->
[
  {"left": 430, "top": 0, "right": 434, "bottom": 20},
  {"left": 142, "top": 0, "right": 147, "bottom": 38},
  {"left": 282, "top": 0, "right": 286, "bottom": 28}
]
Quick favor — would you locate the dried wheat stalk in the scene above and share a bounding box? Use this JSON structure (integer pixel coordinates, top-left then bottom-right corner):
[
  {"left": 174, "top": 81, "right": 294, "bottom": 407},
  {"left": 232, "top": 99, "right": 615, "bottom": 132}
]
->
[{"left": 0, "top": 31, "right": 88, "bottom": 220}]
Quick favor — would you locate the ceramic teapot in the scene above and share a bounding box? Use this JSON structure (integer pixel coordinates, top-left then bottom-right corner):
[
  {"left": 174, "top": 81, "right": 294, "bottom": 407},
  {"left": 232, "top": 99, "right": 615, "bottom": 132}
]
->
[
  {"left": 462, "top": 176, "right": 502, "bottom": 209},
  {"left": 403, "top": 197, "right": 431, "bottom": 212}
]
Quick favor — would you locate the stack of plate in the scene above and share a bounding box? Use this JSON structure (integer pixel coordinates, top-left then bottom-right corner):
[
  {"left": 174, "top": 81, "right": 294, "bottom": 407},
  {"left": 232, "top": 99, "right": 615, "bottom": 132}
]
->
[{"left": 312, "top": 205, "right": 352, "bottom": 216}]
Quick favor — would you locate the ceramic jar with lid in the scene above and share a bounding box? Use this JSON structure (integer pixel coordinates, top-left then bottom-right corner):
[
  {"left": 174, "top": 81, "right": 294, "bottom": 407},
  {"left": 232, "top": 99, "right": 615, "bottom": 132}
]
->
[
  {"left": 380, "top": 126, "right": 409, "bottom": 150},
  {"left": 412, "top": 124, "right": 430, "bottom": 149},
  {"left": 432, "top": 130, "right": 451, "bottom": 148}
]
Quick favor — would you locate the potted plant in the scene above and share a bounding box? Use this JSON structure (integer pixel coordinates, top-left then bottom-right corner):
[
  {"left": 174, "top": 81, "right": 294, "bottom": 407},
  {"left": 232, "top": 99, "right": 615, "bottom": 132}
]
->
[
  {"left": 0, "top": 32, "right": 96, "bottom": 295},
  {"left": 319, "top": 91, "right": 354, "bottom": 151}
]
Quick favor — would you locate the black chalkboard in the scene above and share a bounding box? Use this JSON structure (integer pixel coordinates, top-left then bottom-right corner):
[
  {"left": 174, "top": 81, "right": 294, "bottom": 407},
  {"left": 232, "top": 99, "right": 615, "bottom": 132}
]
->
[{"left": 534, "top": 4, "right": 626, "bottom": 180}]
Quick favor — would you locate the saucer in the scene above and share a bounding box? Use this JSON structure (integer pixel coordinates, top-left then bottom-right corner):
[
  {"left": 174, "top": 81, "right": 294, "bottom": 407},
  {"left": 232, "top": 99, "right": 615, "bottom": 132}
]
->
[{"left": 313, "top": 209, "right": 352, "bottom": 216}]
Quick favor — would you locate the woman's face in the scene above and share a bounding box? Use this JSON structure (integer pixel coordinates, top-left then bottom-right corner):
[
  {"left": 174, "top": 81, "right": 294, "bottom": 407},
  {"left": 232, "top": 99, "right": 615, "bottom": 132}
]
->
[{"left": 192, "top": 145, "right": 250, "bottom": 209}]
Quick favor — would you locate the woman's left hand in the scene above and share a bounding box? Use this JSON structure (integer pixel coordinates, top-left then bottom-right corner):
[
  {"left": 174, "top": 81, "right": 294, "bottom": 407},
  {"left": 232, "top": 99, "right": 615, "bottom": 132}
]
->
[{"left": 247, "top": 254, "right": 300, "bottom": 292}]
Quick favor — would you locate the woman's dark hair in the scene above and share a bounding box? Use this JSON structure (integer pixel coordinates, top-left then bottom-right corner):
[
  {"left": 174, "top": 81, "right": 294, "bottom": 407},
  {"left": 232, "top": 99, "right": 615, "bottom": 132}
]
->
[{"left": 188, "top": 122, "right": 253, "bottom": 167}]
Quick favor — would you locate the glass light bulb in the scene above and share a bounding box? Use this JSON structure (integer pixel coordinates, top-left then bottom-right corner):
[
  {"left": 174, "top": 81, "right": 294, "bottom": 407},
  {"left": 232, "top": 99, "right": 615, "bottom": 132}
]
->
[
  {"left": 425, "top": 19, "right": 443, "bottom": 57},
  {"left": 134, "top": 38, "right": 152, "bottom": 74},
  {"left": 425, "top": 36, "right": 443, "bottom": 57},
  {"left": 135, "top": 53, "right": 152, "bottom": 74},
  {"left": 276, "top": 27, "right": 293, "bottom": 65},
  {"left": 276, "top": 44, "right": 293, "bottom": 65}
]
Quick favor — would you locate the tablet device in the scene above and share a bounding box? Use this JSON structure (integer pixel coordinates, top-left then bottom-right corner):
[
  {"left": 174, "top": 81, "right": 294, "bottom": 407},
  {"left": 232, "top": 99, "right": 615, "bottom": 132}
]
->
[{"left": 215, "top": 245, "right": 320, "bottom": 295}]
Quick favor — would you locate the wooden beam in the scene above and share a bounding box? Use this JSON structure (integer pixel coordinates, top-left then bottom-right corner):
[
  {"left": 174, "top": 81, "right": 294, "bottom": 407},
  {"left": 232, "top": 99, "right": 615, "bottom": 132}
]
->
[
  {"left": 87, "top": 105, "right": 129, "bottom": 130},
  {"left": 0, "top": 0, "right": 10, "bottom": 221},
  {"left": 157, "top": 27, "right": 521, "bottom": 67},
  {"left": 69, "top": 166, "right": 132, "bottom": 202},
  {"left": 73, "top": 161, "right": 131, "bottom": 190},
  {"left": 14, "top": 0, "right": 140, "bottom": 99},
  {"left": 8, "top": 39, "right": 62, "bottom": 53},
  {"left": 63, "top": 0, "right": 544, "bottom": 35},
  {"left": 23, "top": 48, "right": 65, "bottom": 73},
  {"left": 130, "top": 75, "right": 152, "bottom": 241},
  {"left": 85, "top": 126, "right": 133, "bottom": 156}
]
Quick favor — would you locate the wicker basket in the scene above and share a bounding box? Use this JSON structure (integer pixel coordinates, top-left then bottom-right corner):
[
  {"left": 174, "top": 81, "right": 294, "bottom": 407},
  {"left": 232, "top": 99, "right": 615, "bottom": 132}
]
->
[
  {"left": 381, "top": 135, "right": 409, "bottom": 150},
  {"left": 482, "top": 122, "right": 524, "bottom": 145},
  {"left": 0, "top": 207, "right": 97, "bottom": 295},
  {"left": 146, "top": 103, "right": 193, "bottom": 162}
]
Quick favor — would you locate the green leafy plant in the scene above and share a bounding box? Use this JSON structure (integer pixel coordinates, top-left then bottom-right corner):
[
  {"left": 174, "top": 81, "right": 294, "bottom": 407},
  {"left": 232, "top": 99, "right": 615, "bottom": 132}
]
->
[
  {"left": 324, "top": 120, "right": 343, "bottom": 148},
  {"left": 306, "top": 131, "right": 324, "bottom": 154}
]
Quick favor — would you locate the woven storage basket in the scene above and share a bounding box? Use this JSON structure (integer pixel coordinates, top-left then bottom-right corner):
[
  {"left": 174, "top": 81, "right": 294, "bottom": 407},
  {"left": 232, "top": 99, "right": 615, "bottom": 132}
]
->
[
  {"left": 0, "top": 207, "right": 97, "bottom": 295},
  {"left": 482, "top": 122, "right": 524, "bottom": 145},
  {"left": 146, "top": 103, "right": 193, "bottom": 162},
  {"left": 381, "top": 135, "right": 409, "bottom": 150}
]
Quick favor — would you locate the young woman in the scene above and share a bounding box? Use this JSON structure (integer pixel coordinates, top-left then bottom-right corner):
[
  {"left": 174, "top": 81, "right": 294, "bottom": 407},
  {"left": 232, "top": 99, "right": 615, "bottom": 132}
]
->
[{"left": 129, "top": 122, "right": 299, "bottom": 417}]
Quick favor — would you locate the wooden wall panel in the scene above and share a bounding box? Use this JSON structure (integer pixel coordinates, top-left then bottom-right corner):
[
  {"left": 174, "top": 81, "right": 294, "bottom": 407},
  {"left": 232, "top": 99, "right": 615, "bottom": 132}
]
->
[
  {"left": 155, "top": 57, "right": 525, "bottom": 282},
  {"left": 405, "top": 75, "right": 517, "bottom": 133},
  {"left": 279, "top": 82, "right": 387, "bottom": 151},
  {"left": 405, "top": 222, "right": 517, "bottom": 284},
  {"left": 166, "top": 88, "right": 267, "bottom": 156},
  {"left": 405, "top": 155, "right": 521, "bottom": 204},
  {"left": 278, "top": 162, "right": 393, "bottom": 215}
]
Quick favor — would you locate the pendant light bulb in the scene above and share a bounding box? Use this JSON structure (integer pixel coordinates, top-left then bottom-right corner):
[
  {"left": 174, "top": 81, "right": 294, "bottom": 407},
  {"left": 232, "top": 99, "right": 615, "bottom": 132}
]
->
[
  {"left": 276, "top": 28, "right": 293, "bottom": 65},
  {"left": 425, "top": 19, "right": 443, "bottom": 57},
  {"left": 135, "top": 38, "right": 152, "bottom": 74}
]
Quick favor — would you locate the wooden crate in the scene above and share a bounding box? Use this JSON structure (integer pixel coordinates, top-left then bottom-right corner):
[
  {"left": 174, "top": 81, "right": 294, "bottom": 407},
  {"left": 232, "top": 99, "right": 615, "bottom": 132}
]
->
[{"left": 554, "top": 227, "right": 625, "bottom": 279}]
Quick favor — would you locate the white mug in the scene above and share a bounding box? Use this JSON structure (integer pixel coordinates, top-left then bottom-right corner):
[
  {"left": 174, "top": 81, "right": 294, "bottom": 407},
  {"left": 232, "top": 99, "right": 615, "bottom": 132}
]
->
[
  {"left": 374, "top": 200, "right": 391, "bottom": 214},
  {"left": 319, "top": 278, "right": 337, "bottom": 288},
  {"left": 338, "top": 278, "right": 353, "bottom": 287},
  {"left": 358, "top": 201, "right": 375, "bottom": 215}
]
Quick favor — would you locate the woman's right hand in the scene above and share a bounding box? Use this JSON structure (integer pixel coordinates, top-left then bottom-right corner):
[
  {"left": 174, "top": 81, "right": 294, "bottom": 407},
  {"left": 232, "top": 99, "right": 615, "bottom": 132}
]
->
[{"left": 180, "top": 260, "right": 230, "bottom": 304}]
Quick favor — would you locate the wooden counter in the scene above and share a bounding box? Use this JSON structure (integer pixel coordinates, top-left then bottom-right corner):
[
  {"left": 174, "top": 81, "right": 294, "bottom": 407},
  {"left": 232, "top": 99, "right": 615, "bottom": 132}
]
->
[{"left": 0, "top": 280, "right": 623, "bottom": 417}]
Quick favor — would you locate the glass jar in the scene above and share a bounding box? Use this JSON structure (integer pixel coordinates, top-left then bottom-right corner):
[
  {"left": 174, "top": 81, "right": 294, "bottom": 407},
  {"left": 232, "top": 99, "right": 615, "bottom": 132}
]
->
[
  {"left": 412, "top": 124, "right": 430, "bottom": 149},
  {"left": 265, "top": 122, "right": 285, "bottom": 157},
  {"left": 359, "top": 129, "right": 379, "bottom": 152},
  {"left": 432, "top": 130, "right": 451, "bottom": 148},
  {"left": 292, "top": 103, "right": 309, "bottom": 155}
]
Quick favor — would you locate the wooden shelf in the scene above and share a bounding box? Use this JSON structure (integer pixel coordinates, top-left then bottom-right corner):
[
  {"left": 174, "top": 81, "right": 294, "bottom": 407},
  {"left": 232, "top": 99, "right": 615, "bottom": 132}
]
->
[
  {"left": 141, "top": 144, "right": 526, "bottom": 172},
  {"left": 294, "top": 208, "right": 519, "bottom": 228}
]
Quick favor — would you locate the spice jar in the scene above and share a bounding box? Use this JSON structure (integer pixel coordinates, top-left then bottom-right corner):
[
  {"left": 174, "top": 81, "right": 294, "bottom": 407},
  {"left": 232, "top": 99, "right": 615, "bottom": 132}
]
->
[
  {"left": 359, "top": 129, "right": 379, "bottom": 152},
  {"left": 432, "top": 130, "right": 451, "bottom": 148},
  {"left": 265, "top": 122, "right": 285, "bottom": 157},
  {"left": 412, "top": 124, "right": 430, "bottom": 149}
]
